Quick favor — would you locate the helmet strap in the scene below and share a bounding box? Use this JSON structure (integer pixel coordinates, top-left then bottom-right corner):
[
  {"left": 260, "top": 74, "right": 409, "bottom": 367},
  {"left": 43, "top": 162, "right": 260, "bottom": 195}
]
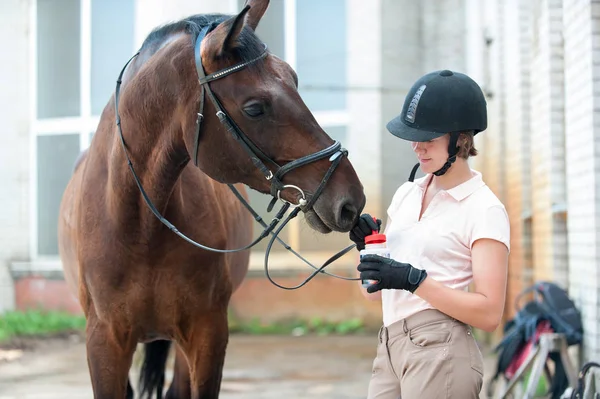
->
[
  {"left": 432, "top": 155, "right": 457, "bottom": 176},
  {"left": 406, "top": 132, "right": 462, "bottom": 181},
  {"left": 433, "top": 132, "right": 460, "bottom": 176}
]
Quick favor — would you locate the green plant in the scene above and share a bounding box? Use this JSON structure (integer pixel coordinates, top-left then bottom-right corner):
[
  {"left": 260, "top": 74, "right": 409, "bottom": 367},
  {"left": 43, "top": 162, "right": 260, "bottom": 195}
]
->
[
  {"left": 227, "top": 313, "right": 365, "bottom": 336},
  {"left": 522, "top": 368, "right": 548, "bottom": 397},
  {"left": 0, "top": 310, "right": 86, "bottom": 343}
]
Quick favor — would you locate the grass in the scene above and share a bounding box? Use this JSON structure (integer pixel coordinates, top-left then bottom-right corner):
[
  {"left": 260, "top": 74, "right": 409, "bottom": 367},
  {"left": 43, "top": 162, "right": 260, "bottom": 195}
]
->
[
  {"left": 0, "top": 310, "right": 87, "bottom": 343},
  {"left": 228, "top": 314, "right": 366, "bottom": 336},
  {"left": 0, "top": 309, "right": 367, "bottom": 344}
]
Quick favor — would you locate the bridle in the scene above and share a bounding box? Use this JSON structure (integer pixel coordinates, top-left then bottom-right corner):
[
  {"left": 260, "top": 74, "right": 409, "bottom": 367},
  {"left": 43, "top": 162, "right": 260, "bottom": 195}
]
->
[
  {"left": 192, "top": 25, "right": 344, "bottom": 213},
  {"left": 113, "top": 23, "right": 359, "bottom": 289}
]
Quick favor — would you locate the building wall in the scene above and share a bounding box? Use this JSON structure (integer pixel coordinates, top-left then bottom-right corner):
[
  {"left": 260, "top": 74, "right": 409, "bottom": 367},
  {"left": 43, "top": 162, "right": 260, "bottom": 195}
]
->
[
  {"left": 0, "top": 1, "right": 31, "bottom": 313},
  {"left": 347, "top": 0, "right": 384, "bottom": 220},
  {"left": 529, "top": 0, "right": 568, "bottom": 287},
  {"left": 379, "top": 0, "right": 474, "bottom": 214},
  {"left": 563, "top": 0, "right": 600, "bottom": 361},
  {"left": 476, "top": 0, "right": 506, "bottom": 203},
  {"left": 470, "top": 0, "right": 600, "bottom": 361},
  {"left": 470, "top": 0, "right": 528, "bottom": 329},
  {"left": 380, "top": 0, "right": 423, "bottom": 211},
  {"left": 499, "top": 0, "right": 533, "bottom": 320}
]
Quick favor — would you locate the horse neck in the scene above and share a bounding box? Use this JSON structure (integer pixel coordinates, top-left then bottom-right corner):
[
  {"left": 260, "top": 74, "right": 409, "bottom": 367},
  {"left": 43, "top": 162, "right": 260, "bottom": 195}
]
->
[{"left": 107, "top": 44, "right": 196, "bottom": 230}]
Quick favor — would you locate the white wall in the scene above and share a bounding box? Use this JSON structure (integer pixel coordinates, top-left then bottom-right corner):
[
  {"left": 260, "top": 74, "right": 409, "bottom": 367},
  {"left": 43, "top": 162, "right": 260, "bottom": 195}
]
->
[
  {"left": 346, "top": 0, "right": 384, "bottom": 217},
  {"left": 0, "top": 0, "right": 32, "bottom": 312}
]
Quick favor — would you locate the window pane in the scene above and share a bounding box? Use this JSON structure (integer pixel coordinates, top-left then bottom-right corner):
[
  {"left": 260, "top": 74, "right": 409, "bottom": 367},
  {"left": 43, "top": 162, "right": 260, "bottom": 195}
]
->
[
  {"left": 238, "top": 0, "right": 285, "bottom": 59},
  {"left": 91, "top": 0, "right": 135, "bottom": 116},
  {"left": 37, "top": 0, "right": 81, "bottom": 118},
  {"left": 296, "top": 0, "right": 346, "bottom": 112},
  {"left": 37, "top": 134, "right": 80, "bottom": 255}
]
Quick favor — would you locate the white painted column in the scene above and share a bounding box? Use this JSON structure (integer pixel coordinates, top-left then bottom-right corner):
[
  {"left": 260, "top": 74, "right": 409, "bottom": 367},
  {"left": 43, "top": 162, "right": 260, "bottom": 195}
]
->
[
  {"left": 0, "top": 0, "right": 32, "bottom": 312},
  {"left": 379, "top": 0, "right": 423, "bottom": 209},
  {"left": 346, "top": 0, "right": 383, "bottom": 217}
]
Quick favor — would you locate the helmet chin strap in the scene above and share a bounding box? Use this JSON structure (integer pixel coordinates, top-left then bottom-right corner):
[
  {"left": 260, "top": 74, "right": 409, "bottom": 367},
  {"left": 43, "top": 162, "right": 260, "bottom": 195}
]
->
[
  {"left": 433, "top": 131, "right": 460, "bottom": 176},
  {"left": 432, "top": 154, "right": 457, "bottom": 176},
  {"left": 407, "top": 131, "right": 462, "bottom": 182}
]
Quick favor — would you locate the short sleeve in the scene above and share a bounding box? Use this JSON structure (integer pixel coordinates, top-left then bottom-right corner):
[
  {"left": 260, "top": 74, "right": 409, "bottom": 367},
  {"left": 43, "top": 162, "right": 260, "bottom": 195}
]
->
[{"left": 469, "top": 205, "right": 511, "bottom": 252}]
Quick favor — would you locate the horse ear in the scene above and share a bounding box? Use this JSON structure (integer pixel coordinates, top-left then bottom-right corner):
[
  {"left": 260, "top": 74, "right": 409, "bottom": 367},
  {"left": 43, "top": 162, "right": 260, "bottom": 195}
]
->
[
  {"left": 243, "top": 0, "right": 269, "bottom": 31},
  {"left": 221, "top": 4, "right": 251, "bottom": 54}
]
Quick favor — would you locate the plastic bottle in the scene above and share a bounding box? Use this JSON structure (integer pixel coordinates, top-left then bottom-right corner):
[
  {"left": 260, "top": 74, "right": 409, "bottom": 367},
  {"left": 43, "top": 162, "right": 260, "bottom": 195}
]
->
[{"left": 360, "top": 218, "right": 390, "bottom": 289}]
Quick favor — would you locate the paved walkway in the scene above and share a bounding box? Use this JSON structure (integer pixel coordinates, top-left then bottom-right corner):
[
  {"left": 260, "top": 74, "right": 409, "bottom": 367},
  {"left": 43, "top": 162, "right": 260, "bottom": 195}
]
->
[{"left": 0, "top": 334, "right": 498, "bottom": 398}]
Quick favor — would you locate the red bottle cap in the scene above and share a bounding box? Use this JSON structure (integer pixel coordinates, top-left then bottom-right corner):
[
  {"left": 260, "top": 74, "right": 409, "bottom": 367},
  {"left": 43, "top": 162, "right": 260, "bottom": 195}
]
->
[
  {"left": 365, "top": 233, "right": 386, "bottom": 244},
  {"left": 365, "top": 216, "right": 386, "bottom": 244}
]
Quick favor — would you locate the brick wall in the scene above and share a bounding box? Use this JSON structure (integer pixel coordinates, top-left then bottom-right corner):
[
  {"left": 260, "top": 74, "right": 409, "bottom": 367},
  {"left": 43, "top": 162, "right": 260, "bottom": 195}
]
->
[
  {"left": 471, "top": 0, "right": 573, "bottom": 323},
  {"left": 471, "top": 0, "right": 523, "bottom": 327},
  {"left": 471, "top": 0, "right": 600, "bottom": 360},
  {"left": 0, "top": 1, "right": 31, "bottom": 313},
  {"left": 530, "top": 0, "right": 568, "bottom": 286},
  {"left": 498, "top": 0, "right": 532, "bottom": 319},
  {"left": 563, "top": 0, "right": 600, "bottom": 361},
  {"left": 481, "top": 0, "right": 506, "bottom": 204}
]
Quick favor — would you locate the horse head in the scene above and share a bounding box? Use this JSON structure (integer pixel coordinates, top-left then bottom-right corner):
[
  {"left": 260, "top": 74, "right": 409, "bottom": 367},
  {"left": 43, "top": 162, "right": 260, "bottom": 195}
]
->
[
  {"left": 183, "top": 0, "right": 365, "bottom": 233},
  {"left": 117, "top": 0, "right": 365, "bottom": 234}
]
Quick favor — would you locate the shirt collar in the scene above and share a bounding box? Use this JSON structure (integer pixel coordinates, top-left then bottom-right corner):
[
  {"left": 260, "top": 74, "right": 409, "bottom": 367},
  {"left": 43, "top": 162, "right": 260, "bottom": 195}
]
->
[{"left": 413, "top": 169, "right": 485, "bottom": 201}]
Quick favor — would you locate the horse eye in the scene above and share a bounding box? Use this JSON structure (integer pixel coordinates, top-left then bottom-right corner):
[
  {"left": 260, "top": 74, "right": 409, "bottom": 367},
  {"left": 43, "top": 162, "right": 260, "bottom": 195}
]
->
[{"left": 243, "top": 103, "right": 265, "bottom": 118}]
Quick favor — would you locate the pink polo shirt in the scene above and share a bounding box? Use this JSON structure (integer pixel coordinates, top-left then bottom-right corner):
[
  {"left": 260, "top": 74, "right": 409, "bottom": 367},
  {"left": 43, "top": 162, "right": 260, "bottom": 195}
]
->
[{"left": 381, "top": 169, "right": 510, "bottom": 326}]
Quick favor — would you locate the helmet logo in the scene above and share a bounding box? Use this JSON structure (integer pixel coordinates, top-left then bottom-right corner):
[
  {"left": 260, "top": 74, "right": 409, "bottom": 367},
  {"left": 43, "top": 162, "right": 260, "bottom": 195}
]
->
[{"left": 405, "top": 84, "right": 426, "bottom": 124}]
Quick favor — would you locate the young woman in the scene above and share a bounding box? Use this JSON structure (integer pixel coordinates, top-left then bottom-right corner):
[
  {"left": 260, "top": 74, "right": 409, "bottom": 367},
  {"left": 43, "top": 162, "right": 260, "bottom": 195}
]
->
[{"left": 350, "top": 69, "right": 510, "bottom": 398}]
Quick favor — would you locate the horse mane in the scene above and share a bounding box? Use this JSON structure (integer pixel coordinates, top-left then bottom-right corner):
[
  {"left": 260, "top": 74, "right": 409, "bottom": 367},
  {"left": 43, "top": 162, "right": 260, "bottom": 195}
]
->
[{"left": 138, "top": 13, "right": 266, "bottom": 66}]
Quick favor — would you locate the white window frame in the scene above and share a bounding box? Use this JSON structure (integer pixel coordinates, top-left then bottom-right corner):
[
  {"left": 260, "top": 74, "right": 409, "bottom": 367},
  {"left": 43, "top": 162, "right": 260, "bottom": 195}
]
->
[
  {"left": 29, "top": 0, "right": 97, "bottom": 261},
  {"left": 280, "top": 0, "right": 350, "bottom": 253},
  {"left": 283, "top": 0, "right": 349, "bottom": 130}
]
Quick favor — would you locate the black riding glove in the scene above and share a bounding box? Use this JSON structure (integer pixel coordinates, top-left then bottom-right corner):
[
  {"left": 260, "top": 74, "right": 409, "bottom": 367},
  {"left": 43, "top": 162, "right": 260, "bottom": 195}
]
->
[
  {"left": 349, "top": 214, "right": 382, "bottom": 251},
  {"left": 358, "top": 254, "right": 428, "bottom": 294}
]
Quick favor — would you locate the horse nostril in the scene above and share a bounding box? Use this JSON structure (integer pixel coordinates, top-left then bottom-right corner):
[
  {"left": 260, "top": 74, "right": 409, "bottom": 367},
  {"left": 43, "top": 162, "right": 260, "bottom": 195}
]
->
[{"left": 338, "top": 202, "right": 358, "bottom": 230}]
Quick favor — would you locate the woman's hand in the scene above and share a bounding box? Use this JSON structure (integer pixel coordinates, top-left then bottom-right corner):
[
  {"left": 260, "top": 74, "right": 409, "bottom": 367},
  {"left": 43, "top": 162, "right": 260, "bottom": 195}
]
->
[
  {"left": 357, "top": 254, "right": 428, "bottom": 293},
  {"left": 349, "top": 214, "right": 382, "bottom": 251}
]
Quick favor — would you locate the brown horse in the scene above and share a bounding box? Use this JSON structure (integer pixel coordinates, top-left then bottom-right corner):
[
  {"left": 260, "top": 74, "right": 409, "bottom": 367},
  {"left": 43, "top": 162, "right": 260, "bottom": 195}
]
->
[{"left": 57, "top": 1, "right": 365, "bottom": 398}]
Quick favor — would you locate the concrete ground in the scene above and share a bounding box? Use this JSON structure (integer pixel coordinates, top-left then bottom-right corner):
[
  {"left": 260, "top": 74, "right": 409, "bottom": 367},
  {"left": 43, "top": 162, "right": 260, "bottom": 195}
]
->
[{"left": 0, "top": 333, "right": 499, "bottom": 399}]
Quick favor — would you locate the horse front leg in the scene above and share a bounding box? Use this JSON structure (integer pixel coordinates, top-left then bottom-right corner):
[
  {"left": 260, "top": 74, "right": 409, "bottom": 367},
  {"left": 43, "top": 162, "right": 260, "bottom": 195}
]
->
[
  {"left": 179, "top": 311, "right": 229, "bottom": 399},
  {"left": 85, "top": 311, "right": 138, "bottom": 399}
]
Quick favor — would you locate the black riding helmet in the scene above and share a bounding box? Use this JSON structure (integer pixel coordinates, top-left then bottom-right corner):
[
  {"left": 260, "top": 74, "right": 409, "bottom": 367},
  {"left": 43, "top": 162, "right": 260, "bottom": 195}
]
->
[{"left": 386, "top": 70, "right": 487, "bottom": 178}]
